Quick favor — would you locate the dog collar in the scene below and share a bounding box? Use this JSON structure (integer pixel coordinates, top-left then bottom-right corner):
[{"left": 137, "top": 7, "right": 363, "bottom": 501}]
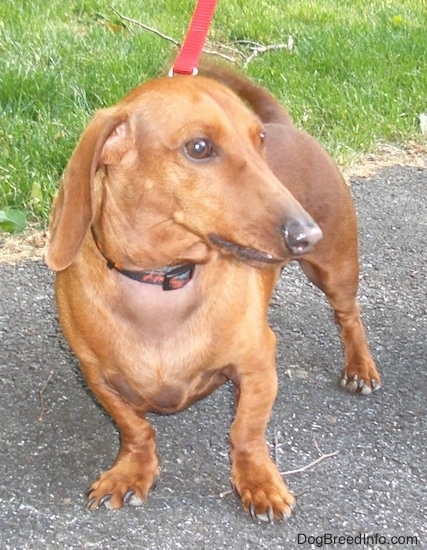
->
[{"left": 90, "top": 228, "right": 194, "bottom": 291}]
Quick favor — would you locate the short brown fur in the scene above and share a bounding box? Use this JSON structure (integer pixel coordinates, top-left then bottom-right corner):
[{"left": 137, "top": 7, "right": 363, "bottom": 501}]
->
[{"left": 46, "top": 67, "right": 380, "bottom": 522}]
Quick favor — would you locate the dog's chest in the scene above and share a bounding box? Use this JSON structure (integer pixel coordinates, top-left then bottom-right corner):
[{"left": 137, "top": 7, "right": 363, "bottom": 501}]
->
[
  {"left": 116, "top": 273, "right": 202, "bottom": 337},
  {"left": 106, "top": 280, "right": 226, "bottom": 412},
  {"left": 108, "top": 359, "right": 225, "bottom": 414}
]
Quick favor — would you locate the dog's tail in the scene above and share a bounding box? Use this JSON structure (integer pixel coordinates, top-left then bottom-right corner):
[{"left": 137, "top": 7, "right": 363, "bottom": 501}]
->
[{"left": 200, "top": 64, "right": 293, "bottom": 126}]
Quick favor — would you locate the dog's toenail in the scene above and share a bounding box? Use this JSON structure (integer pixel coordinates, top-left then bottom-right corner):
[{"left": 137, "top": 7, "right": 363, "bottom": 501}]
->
[
  {"left": 86, "top": 497, "right": 97, "bottom": 510},
  {"left": 255, "top": 508, "right": 274, "bottom": 523},
  {"left": 150, "top": 475, "right": 159, "bottom": 491},
  {"left": 98, "top": 494, "right": 112, "bottom": 508},
  {"left": 124, "top": 490, "right": 135, "bottom": 504},
  {"left": 347, "top": 380, "right": 359, "bottom": 392},
  {"left": 372, "top": 379, "right": 380, "bottom": 391},
  {"left": 127, "top": 494, "right": 144, "bottom": 507},
  {"left": 281, "top": 508, "right": 292, "bottom": 520},
  {"left": 361, "top": 385, "right": 372, "bottom": 395},
  {"left": 248, "top": 503, "right": 256, "bottom": 519}
]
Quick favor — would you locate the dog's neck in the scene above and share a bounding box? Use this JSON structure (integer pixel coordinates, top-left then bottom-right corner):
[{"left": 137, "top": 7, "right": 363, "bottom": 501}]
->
[{"left": 90, "top": 227, "right": 195, "bottom": 291}]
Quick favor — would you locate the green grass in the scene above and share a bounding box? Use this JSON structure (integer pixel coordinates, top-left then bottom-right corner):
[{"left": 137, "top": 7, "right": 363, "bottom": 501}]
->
[{"left": 0, "top": 0, "right": 426, "bottom": 224}]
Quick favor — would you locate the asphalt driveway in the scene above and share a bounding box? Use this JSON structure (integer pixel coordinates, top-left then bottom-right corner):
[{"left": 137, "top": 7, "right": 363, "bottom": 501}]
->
[{"left": 1, "top": 164, "right": 426, "bottom": 549}]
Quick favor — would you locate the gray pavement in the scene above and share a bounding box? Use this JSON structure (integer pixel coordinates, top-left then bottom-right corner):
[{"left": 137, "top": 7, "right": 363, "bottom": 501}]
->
[{"left": 1, "top": 164, "right": 426, "bottom": 549}]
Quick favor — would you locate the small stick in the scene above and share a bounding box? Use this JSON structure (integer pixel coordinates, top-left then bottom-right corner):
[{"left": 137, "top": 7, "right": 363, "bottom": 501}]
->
[
  {"left": 110, "top": 7, "right": 291, "bottom": 66},
  {"left": 232, "top": 39, "right": 264, "bottom": 47},
  {"left": 220, "top": 449, "right": 339, "bottom": 498},
  {"left": 207, "top": 41, "right": 247, "bottom": 60},
  {"left": 243, "top": 43, "right": 293, "bottom": 68},
  {"left": 110, "top": 7, "right": 179, "bottom": 45},
  {"left": 203, "top": 46, "right": 244, "bottom": 63},
  {"left": 38, "top": 370, "right": 54, "bottom": 422},
  {"left": 112, "top": 7, "right": 238, "bottom": 63},
  {"left": 313, "top": 436, "right": 323, "bottom": 456},
  {"left": 280, "top": 450, "right": 339, "bottom": 476}
]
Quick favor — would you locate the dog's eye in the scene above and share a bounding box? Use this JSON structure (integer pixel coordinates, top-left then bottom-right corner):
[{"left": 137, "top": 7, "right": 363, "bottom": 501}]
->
[{"left": 184, "top": 138, "right": 215, "bottom": 160}]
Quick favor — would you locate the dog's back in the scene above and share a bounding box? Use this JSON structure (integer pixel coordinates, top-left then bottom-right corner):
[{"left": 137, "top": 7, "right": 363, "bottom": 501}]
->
[{"left": 200, "top": 64, "right": 293, "bottom": 126}]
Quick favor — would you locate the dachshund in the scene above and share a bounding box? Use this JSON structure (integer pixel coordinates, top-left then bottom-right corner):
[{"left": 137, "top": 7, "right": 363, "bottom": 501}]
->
[{"left": 46, "top": 65, "right": 380, "bottom": 522}]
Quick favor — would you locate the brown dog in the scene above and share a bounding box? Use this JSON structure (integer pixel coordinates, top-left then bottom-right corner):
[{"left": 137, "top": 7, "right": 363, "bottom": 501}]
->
[{"left": 46, "top": 66, "right": 380, "bottom": 522}]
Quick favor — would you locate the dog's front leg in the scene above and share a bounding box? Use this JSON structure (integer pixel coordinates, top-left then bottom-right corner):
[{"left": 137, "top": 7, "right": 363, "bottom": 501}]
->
[
  {"left": 84, "top": 374, "right": 159, "bottom": 510},
  {"left": 229, "top": 333, "right": 296, "bottom": 522}
]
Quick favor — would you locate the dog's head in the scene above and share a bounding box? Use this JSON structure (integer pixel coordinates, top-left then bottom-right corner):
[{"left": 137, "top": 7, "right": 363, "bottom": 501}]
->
[{"left": 46, "top": 75, "right": 321, "bottom": 272}]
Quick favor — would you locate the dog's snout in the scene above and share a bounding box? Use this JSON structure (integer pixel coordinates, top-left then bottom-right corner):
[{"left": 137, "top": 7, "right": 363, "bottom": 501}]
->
[{"left": 283, "top": 219, "right": 323, "bottom": 255}]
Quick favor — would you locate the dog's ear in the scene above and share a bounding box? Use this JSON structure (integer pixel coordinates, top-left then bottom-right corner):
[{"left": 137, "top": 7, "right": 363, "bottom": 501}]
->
[{"left": 46, "top": 108, "right": 130, "bottom": 272}]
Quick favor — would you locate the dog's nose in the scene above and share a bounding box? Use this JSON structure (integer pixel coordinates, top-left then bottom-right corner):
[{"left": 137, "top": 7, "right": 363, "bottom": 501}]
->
[{"left": 283, "top": 219, "right": 323, "bottom": 255}]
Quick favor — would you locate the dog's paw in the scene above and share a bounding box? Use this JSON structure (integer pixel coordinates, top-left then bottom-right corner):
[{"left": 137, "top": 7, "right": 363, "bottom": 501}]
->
[
  {"left": 231, "top": 463, "right": 296, "bottom": 522},
  {"left": 86, "top": 458, "right": 159, "bottom": 510},
  {"left": 341, "top": 360, "right": 381, "bottom": 395}
]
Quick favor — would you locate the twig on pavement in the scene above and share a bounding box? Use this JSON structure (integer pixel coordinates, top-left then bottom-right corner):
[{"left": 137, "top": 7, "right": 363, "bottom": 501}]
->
[
  {"left": 280, "top": 450, "right": 340, "bottom": 476},
  {"left": 220, "top": 444, "right": 339, "bottom": 498}
]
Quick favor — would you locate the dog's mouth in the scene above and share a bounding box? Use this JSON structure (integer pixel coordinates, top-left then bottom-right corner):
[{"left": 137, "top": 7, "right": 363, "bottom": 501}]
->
[{"left": 208, "top": 234, "right": 282, "bottom": 264}]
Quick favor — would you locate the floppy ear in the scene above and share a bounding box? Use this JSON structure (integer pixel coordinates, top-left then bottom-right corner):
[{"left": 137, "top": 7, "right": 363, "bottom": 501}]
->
[{"left": 45, "top": 108, "right": 129, "bottom": 271}]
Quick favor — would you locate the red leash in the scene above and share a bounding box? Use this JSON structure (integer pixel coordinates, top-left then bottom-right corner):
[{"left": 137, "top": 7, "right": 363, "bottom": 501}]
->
[{"left": 171, "top": 0, "right": 218, "bottom": 76}]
